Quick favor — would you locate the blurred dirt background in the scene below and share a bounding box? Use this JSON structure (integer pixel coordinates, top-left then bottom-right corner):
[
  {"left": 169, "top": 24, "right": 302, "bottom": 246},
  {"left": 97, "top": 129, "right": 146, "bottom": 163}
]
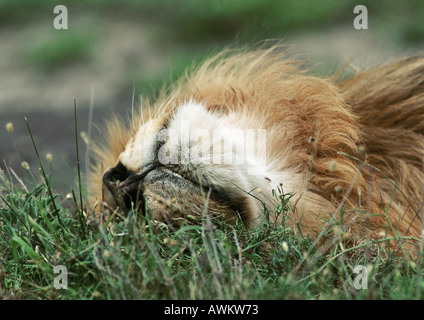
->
[{"left": 1, "top": 0, "right": 423, "bottom": 197}]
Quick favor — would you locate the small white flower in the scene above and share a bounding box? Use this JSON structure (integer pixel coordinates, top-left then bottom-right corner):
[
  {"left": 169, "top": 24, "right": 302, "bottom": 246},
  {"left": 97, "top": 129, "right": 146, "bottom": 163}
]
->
[
  {"left": 21, "top": 161, "right": 30, "bottom": 170},
  {"left": 5, "top": 122, "right": 14, "bottom": 133},
  {"left": 282, "top": 241, "right": 289, "bottom": 253}
]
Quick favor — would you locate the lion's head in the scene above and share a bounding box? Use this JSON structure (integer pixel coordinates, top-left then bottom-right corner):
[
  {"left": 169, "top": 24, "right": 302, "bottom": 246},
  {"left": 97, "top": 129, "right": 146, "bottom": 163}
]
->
[{"left": 88, "top": 45, "right": 424, "bottom": 254}]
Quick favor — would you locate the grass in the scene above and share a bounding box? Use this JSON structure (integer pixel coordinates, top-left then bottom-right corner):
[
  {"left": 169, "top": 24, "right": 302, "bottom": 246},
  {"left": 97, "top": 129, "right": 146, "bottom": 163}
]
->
[
  {"left": 0, "top": 122, "right": 423, "bottom": 300},
  {"left": 0, "top": 172, "right": 423, "bottom": 300}
]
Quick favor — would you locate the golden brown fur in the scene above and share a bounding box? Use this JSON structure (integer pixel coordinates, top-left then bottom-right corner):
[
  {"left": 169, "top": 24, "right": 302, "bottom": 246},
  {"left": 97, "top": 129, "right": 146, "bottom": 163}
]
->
[{"left": 88, "top": 45, "right": 424, "bottom": 256}]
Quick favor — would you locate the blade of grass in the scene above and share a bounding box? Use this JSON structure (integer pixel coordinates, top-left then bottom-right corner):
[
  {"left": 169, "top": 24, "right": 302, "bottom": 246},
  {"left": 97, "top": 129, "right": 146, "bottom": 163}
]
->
[
  {"left": 74, "top": 99, "right": 87, "bottom": 238},
  {"left": 24, "top": 116, "right": 62, "bottom": 226},
  {"left": 12, "top": 235, "right": 50, "bottom": 271}
]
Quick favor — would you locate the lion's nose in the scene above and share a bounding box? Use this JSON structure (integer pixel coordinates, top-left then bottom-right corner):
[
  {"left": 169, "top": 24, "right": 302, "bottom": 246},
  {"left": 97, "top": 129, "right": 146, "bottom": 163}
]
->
[
  {"left": 103, "top": 162, "right": 129, "bottom": 187},
  {"left": 102, "top": 163, "right": 144, "bottom": 212}
]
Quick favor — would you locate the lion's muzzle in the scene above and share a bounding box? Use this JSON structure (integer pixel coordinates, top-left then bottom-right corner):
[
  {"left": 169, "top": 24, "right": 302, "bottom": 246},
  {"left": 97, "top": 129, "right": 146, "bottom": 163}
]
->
[{"left": 102, "top": 163, "right": 146, "bottom": 212}]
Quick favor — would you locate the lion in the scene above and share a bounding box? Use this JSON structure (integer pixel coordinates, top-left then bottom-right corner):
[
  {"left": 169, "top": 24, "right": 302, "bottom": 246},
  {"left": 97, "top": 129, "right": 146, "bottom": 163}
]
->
[{"left": 88, "top": 45, "right": 424, "bottom": 257}]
